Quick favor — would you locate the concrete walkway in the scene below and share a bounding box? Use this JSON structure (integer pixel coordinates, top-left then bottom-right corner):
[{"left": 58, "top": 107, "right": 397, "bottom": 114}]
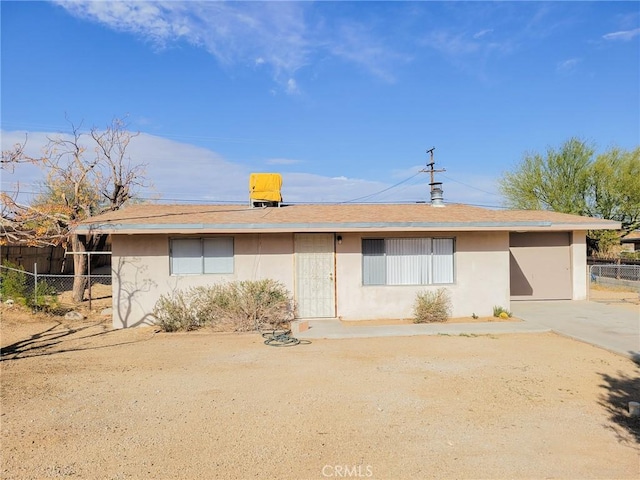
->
[
  {"left": 511, "top": 300, "right": 639, "bottom": 360},
  {"left": 295, "top": 300, "right": 640, "bottom": 360},
  {"left": 295, "top": 318, "right": 550, "bottom": 340}
]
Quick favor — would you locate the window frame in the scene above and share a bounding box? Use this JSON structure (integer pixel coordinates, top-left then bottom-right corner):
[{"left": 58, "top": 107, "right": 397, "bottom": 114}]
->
[
  {"left": 169, "top": 236, "right": 234, "bottom": 275},
  {"left": 361, "top": 236, "right": 455, "bottom": 286}
]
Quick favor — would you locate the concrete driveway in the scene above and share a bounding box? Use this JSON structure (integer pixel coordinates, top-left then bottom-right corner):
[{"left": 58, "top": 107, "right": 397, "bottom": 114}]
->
[{"left": 511, "top": 300, "right": 640, "bottom": 361}]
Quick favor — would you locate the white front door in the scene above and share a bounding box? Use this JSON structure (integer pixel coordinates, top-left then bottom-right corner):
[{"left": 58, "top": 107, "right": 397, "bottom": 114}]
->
[{"left": 294, "top": 233, "right": 336, "bottom": 318}]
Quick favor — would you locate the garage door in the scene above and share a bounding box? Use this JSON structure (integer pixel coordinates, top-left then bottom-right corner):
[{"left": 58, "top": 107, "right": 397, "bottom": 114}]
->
[{"left": 510, "top": 232, "right": 572, "bottom": 300}]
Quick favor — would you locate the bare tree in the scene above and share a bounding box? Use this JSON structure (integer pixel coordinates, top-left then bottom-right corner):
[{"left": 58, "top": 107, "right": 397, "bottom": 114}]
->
[
  {"left": 0, "top": 135, "right": 28, "bottom": 173},
  {"left": 1, "top": 117, "right": 148, "bottom": 301}
]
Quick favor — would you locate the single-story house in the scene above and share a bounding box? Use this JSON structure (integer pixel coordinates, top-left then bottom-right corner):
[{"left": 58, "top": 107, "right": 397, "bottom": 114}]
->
[
  {"left": 621, "top": 230, "right": 640, "bottom": 252},
  {"left": 76, "top": 203, "right": 620, "bottom": 328}
]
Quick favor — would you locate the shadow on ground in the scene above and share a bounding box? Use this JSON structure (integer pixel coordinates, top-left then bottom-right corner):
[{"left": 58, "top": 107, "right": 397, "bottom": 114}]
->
[
  {"left": 599, "top": 366, "right": 640, "bottom": 444},
  {"left": 0, "top": 321, "right": 156, "bottom": 361}
]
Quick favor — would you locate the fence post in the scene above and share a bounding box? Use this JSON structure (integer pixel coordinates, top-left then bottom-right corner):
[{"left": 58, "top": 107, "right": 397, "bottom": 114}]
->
[
  {"left": 88, "top": 257, "right": 92, "bottom": 311},
  {"left": 34, "top": 263, "right": 38, "bottom": 310}
]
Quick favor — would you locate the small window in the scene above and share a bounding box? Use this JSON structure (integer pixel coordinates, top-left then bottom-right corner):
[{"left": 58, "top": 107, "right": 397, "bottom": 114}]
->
[
  {"left": 362, "top": 237, "right": 454, "bottom": 285},
  {"left": 171, "top": 237, "right": 234, "bottom": 275}
]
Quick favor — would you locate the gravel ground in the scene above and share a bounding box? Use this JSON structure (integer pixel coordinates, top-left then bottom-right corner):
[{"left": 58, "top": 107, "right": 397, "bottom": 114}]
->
[{"left": 1, "top": 304, "right": 639, "bottom": 480}]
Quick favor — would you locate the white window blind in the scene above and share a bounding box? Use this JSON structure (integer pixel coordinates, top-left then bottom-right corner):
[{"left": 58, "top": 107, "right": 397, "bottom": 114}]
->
[
  {"left": 432, "top": 238, "right": 454, "bottom": 284},
  {"left": 171, "top": 237, "right": 234, "bottom": 275},
  {"left": 386, "top": 238, "right": 431, "bottom": 285},
  {"left": 171, "top": 238, "right": 203, "bottom": 275},
  {"left": 362, "top": 237, "right": 454, "bottom": 286},
  {"left": 203, "top": 237, "right": 234, "bottom": 274}
]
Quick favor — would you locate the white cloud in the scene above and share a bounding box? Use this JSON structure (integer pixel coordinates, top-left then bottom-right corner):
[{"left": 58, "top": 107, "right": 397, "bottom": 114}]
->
[
  {"left": 53, "top": 1, "right": 310, "bottom": 92},
  {"left": 2, "top": 129, "right": 501, "bottom": 206},
  {"left": 266, "top": 158, "right": 302, "bottom": 166},
  {"left": 418, "top": 29, "right": 511, "bottom": 82},
  {"left": 327, "top": 22, "right": 411, "bottom": 83},
  {"left": 286, "top": 78, "right": 300, "bottom": 95},
  {"left": 422, "top": 31, "right": 481, "bottom": 57},
  {"left": 602, "top": 28, "right": 640, "bottom": 41},
  {"left": 473, "top": 29, "right": 494, "bottom": 39},
  {"left": 423, "top": 28, "right": 516, "bottom": 59},
  {"left": 128, "top": 134, "right": 249, "bottom": 202},
  {"left": 53, "top": 1, "right": 404, "bottom": 92},
  {"left": 557, "top": 57, "right": 581, "bottom": 73}
]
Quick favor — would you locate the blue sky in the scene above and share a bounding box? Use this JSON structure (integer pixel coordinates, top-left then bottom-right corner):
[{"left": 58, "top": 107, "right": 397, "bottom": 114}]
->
[{"left": 2, "top": 1, "right": 639, "bottom": 207}]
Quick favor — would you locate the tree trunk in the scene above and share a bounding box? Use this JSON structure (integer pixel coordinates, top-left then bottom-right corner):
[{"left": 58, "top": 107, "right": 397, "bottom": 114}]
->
[{"left": 71, "top": 235, "right": 88, "bottom": 303}]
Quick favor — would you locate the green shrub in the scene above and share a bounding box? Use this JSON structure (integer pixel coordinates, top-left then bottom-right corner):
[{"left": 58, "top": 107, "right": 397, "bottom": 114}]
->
[
  {"left": 30, "top": 281, "right": 60, "bottom": 312},
  {"left": 1, "top": 263, "right": 60, "bottom": 312},
  {"left": 413, "top": 288, "right": 451, "bottom": 323},
  {"left": 0, "top": 262, "right": 28, "bottom": 302},
  {"left": 153, "top": 280, "right": 294, "bottom": 332},
  {"left": 492, "top": 305, "right": 512, "bottom": 318}
]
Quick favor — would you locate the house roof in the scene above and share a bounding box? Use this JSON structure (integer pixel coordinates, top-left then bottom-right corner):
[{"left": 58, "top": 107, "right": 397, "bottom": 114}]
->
[
  {"left": 75, "top": 203, "right": 621, "bottom": 235},
  {"left": 621, "top": 230, "right": 640, "bottom": 243}
]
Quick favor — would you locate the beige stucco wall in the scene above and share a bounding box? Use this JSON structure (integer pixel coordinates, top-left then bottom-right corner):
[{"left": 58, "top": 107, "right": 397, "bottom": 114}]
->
[
  {"left": 111, "top": 233, "right": 295, "bottom": 328},
  {"left": 335, "top": 231, "right": 510, "bottom": 320},
  {"left": 111, "top": 230, "right": 512, "bottom": 328},
  {"left": 571, "top": 231, "right": 588, "bottom": 300}
]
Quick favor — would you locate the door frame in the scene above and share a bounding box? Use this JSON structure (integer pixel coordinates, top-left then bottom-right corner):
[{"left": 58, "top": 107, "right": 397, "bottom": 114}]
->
[{"left": 294, "top": 233, "right": 336, "bottom": 318}]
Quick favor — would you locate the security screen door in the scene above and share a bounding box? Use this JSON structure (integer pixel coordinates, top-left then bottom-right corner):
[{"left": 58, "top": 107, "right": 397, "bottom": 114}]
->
[{"left": 294, "top": 233, "right": 336, "bottom": 318}]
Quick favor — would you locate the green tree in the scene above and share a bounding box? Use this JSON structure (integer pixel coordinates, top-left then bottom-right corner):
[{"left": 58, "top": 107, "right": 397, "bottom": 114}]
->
[
  {"left": 499, "top": 138, "right": 640, "bottom": 255},
  {"left": 500, "top": 137, "right": 593, "bottom": 215},
  {"left": 590, "top": 147, "right": 640, "bottom": 233}
]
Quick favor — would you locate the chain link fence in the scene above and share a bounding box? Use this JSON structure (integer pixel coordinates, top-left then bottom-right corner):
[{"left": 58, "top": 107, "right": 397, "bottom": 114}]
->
[
  {"left": 590, "top": 264, "right": 640, "bottom": 291},
  {"left": 0, "top": 264, "right": 111, "bottom": 310}
]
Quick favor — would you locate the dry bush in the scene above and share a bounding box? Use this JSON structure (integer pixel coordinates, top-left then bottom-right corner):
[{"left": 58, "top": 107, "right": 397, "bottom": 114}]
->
[
  {"left": 153, "top": 289, "right": 205, "bottom": 332},
  {"left": 199, "top": 280, "right": 294, "bottom": 331},
  {"left": 413, "top": 288, "right": 451, "bottom": 323},
  {"left": 153, "top": 280, "right": 294, "bottom": 332}
]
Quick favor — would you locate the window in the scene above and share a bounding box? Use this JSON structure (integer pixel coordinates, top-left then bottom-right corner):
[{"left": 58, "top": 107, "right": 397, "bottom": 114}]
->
[
  {"left": 362, "top": 237, "right": 454, "bottom": 285},
  {"left": 170, "top": 237, "right": 234, "bottom": 275}
]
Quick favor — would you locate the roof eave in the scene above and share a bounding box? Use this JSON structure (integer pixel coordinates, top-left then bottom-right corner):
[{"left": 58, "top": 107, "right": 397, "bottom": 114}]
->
[{"left": 75, "top": 220, "right": 621, "bottom": 235}]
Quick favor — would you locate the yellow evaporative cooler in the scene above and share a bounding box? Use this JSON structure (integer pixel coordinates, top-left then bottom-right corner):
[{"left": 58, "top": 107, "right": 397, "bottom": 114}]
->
[{"left": 249, "top": 173, "right": 283, "bottom": 207}]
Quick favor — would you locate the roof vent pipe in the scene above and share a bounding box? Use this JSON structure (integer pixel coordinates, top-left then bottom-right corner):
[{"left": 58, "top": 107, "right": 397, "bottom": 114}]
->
[{"left": 430, "top": 182, "right": 445, "bottom": 207}]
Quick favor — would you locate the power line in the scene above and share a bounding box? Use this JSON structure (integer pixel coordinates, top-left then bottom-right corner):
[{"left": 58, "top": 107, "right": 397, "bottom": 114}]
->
[
  {"left": 339, "top": 172, "right": 422, "bottom": 204},
  {"left": 440, "top": 174, "right": 501, "bottom": 197}
]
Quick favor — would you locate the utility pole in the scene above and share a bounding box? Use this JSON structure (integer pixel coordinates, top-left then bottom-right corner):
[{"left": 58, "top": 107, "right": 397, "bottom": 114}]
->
[{"left": 420, "top": 147, "right": 446, "bottom": 204}]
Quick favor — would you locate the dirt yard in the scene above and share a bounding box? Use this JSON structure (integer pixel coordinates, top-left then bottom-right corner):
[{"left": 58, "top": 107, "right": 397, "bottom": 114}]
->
[
  {"left": 2, "top": 292, "right": 639, "bottom": 480},
  {"left": 589, "top": 283, "right": 640, "bottom": 311}
]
